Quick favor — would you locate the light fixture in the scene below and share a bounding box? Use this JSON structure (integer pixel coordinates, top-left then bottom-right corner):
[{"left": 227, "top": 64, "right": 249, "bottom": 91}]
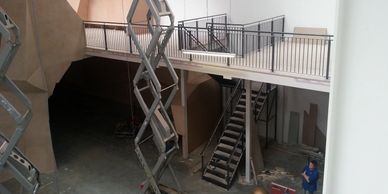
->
[{"left": 182, "top": 50, "right": 237, "bottom": 58}]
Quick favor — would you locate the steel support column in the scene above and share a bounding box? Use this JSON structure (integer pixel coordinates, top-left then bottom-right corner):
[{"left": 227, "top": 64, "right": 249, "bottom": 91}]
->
[{"left": 180, "top": 70, "right": 189, "bottom": 159}]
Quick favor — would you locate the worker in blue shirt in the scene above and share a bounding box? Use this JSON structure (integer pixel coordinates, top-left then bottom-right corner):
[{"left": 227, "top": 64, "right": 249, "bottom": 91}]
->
[{"left": 301, "top": 160, "right": 319, "bottom": 194}]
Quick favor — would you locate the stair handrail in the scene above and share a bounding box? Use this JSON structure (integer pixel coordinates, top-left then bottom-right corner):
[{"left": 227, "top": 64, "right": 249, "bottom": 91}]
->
[
  {"left": 206, "top": 24, "right": 228, "bottom": 52},
  {"left": 200, "top": 79, "right": 243, "bottom": 170},
  {"left": 179, "top": 25, "right": 208, "bottom": 51}
]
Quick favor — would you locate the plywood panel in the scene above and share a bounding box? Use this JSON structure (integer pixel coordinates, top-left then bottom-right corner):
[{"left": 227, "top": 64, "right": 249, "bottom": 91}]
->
[
  {"left": 288, "top": 111, "right": 299, "bottom": 144},
  {"left": 302, "top": 104, "right": 318, "bottom": 146}
]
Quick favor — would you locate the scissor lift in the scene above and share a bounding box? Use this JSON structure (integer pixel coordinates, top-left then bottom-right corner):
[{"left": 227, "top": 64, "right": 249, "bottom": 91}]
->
[
  {"left": 127, "top": 0, "right": 181, "bottom": 193},
  {"left": 0, "top": 7, "right": 40, "bottom": 194}
]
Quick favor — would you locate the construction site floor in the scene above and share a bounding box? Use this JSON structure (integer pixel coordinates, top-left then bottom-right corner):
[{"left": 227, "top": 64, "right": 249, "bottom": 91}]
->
[{"left": 2, "top": 87, "right": 323, "bottom": 194}]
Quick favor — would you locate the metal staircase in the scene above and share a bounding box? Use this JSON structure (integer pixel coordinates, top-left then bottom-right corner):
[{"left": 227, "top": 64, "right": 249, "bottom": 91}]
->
[
  {"left": 127, "top": 0, "right": 181, "bottom": 194},
  {"left": 201, "top": 83, "right": 274, "bottom": 190},
  {"left": 0, "top": 7, "right": 40, "bottom": 194}
]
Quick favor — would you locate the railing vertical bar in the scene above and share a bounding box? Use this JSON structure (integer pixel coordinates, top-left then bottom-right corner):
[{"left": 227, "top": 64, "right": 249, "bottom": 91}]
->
[
  {"left": 196, "top": 21, "right": 199, "bottom": 42},
  {"left": 258, "top": 24, "right": 261, "bottom": 52},
  {"left": 129, "top": 32, "right": 133, "bottom": 54},
  {"left": 242, "top": 27, "right": 245, "bottom": 58},
  {"left": 315, "top": 39, "right": 319, "bottom": 75},
  {"left": 271, "top": 40, "right": 275, "bottom": 72}
]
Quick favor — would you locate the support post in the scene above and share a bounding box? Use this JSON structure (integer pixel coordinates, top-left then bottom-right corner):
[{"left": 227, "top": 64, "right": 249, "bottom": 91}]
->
[
  {"left": 258, "top": 24, "right": 261, "bottom": 52},
  {"left": 282, "top": 17, "right": 285, "bottom": 41},
  {"left": 181, "top": 70, "right": 189, "bottom": 159},
  {"left": 196, "top": 21, "right": 199, "bottom": 41},
  {"left": 242, "top": 27, "right": 245, "bottom": 58},
  {"left": 271, "top": 21, "right": 275, "bottom": 72},
  {"left": 245, "top": 80, "right": 252, "bottom": 184},
  {"left": 274, "top": 86, "right": 278, "bottom": 142},
  {"left": 265, "top": 83, "right": 270, "bottom": 148},
  {"left": 188, "top": 31, "right": 193, "bottom": 61},
  {"left": 129, "top": 34, "right": 133, "bottom": 54},
  {"left": 326, "top": 39, "right": 332, "bottom": 79}
]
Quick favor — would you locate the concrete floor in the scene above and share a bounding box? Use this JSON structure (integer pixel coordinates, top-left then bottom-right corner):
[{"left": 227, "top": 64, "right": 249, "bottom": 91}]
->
[{"left": 2, "top": 86, "right": 323, "bottom": 194}]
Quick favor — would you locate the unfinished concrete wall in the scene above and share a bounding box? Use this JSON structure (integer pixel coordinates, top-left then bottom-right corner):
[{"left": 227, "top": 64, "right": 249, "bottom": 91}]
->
[
  {"left": 0, "top": 0, "right": 86, "bottom": 173},
  {"left": 276, "top": 86, "right": 329, "bottom": 149}
]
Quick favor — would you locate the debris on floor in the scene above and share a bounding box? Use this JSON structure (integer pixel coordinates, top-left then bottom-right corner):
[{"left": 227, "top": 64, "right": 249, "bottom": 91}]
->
[{"left": 256, "top": 167, "right": 295, "bottom": 182}]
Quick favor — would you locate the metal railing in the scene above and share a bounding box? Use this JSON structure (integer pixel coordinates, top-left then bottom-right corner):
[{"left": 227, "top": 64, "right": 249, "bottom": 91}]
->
[
  {"left": 83, "top": 21, "right": 333, "bottom": 79},
  {"left": 178, "top": 14, "right": 228, "bottom": 51},
  {"left": 206, "top": 15, "right": 286, "bottom": 56},
  {"left": 200, "top": 79, "right": 243, "bottom": 173}
]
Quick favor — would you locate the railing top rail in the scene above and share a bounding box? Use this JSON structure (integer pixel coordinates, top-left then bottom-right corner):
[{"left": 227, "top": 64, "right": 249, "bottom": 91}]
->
[
  {"left": 178, "top": 13, "right": 227, "bottom": 24},
  {"left": 84, "top": 20, "right": 127, "bottom": 25},
  {"left": 83, "top": 21, "right": 334, "bottom": 38},
  {"left": 243, "top": 15, "right": 285, "bottom": 27},
  {"left": 207, "top": 22, "right": 244, "bottom": 27}
]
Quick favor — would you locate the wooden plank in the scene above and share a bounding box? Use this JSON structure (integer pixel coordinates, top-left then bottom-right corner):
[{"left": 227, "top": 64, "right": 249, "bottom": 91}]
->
[{"left": 302, "top": 104, "right": 318, "bottom": 146}]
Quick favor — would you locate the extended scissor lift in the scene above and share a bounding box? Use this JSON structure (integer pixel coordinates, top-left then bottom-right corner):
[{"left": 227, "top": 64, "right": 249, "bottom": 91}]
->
[
  {"left": 127, "top": 0, "right": 182, "bottom": 194},
  {"left": 0, "top": 7, "right": 40, "bottom": 194}
]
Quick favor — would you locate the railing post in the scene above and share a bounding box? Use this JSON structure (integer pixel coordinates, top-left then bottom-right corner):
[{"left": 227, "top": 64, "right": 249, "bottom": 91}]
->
[
  {"left": 210, "top": 18, "right": 214, "bottom": 51},
  {"left": 196, "top": 21, "right": 199, "bottom": 42},
  {"left": 271, "top": 20, "right": 274, "bottom": 45},
  {"left": 183, "top": 22, "right": 187, "bottom": 50},
  {"left": 103, "top": 24, "right": 108, "bottom": 50},
  {"left": 258, "top": 24, "right": 261, "bottom": 52},
  {"left": 271, "top": 20, "right": 275, "bottom": 72},
  {"left": 326, "top": 38, "right": 332, "bottom": 79},
  {"left": 281, "top": 17, "right": 285, "bottom": 41},
  {"left": 265, "top": 83, "right": 270, "bottom": 149},
  {"left": 129, "top": 34, "right": 133, "bottom": 54},
  {"left": 178, "top": 24, "right": 182, "bottom": 50},
  {"left": 274, "top": 86, "right": 278, "bottom": 143},
  {"left": 226, "top": 24, "right": 229, "bottom": 51},
  {"left": 242, "top": 27, "right": 245, "bottom": 58},
  {"left": 189, "top": 31, "right": 193, "bottom": 61}
]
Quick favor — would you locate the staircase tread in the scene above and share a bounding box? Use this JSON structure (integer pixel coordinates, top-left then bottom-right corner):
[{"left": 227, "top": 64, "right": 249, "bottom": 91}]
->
[
  {"left": 230, "top": 117, "right": 244, "bottom": 122},
  {"left": 223, "top": 130, "right": 241, "bottom": 138},
  {"left": 203, "top": 172, "right": 228, "bottom": 185},
  {"left": 220, "top": 136, "right": 238, "bottom": 143},
  {"left": 217, "top": 144, "right": 242, "bottom": 155},
  {"left": 210, "top": 160, "right": 236, "bottom": 171},
  {"left": 227, "top": 123, "right": 243, "bottom": 129},
  {"left": 236, "top": 104, "right": 245, "bottom": 109},
  {"left": 206, "top": 166, "right": 228, "bottom": 177},
  {"left": 214, "top": 150, "right": 240, "bottom": 161},
  {"left": 218, "top": 143, "right": 234, "bottom": 150},
  {"left": 233, "top": 110, "right": 245, "bottom": 115}
]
